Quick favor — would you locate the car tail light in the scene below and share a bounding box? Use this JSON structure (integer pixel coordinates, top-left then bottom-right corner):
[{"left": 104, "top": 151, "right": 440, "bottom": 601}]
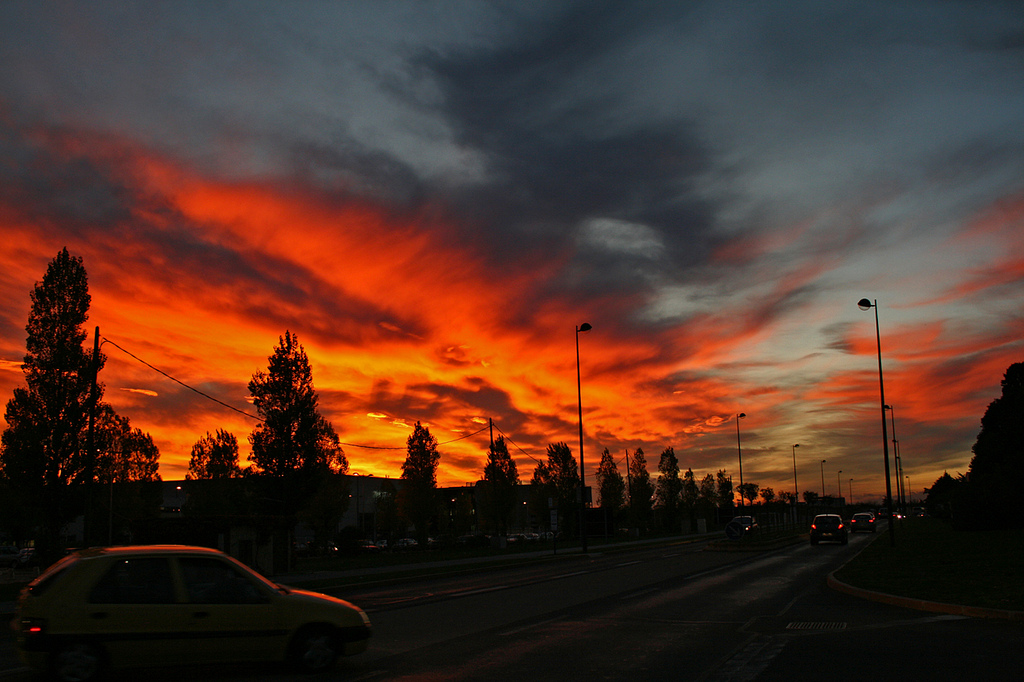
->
[
  {"left": 19, "top": 617, "right": 46, "bottom": 635},
  {"left": 837, "top": 523, "right": 844, "bottom": 529}
]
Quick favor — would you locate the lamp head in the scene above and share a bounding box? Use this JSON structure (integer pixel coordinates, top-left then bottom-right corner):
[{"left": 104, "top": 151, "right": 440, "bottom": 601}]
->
[
  {"left": 737, "top": 412, "right": 746, "bottom": 419},
  {"left": 577, "top": 322, "right": 592, "bottom": 333},
  {"left": 794, "top": 443, "right": 799, "bottom": 449},
  {"left": 857, "top": 298, "right": 873, "bottom": 310}
]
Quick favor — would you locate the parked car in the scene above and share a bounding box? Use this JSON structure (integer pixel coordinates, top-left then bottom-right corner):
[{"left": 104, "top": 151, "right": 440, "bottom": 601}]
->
[
  {"left": 393, "top": 538, "right": 419, "bottom": 550},
  {"left": 12, "top": 545, "right": 371, "bottom": 681},
  {"left": 849, "top": 511, "right": 877, "bottom": 533},
  {"left": 0, "top": 545, "right": 21, "bottom": 569},
  {"left": 810, "top": 514, "right": 848, "bottom": 545}
]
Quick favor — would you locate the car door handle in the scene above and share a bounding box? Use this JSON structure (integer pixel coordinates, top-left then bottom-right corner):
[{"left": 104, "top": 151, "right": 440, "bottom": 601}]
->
[
  {"left": 89, "top": 612, "right": 108, "bottom": 620},
  {"left": 193, "top": 611, "right": 210, "bottom": 619}
]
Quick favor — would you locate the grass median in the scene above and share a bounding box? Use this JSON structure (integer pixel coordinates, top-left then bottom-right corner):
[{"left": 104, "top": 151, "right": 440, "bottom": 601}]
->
[{"left": 834, "top": 516, "right": 1024, "bottom": 612}]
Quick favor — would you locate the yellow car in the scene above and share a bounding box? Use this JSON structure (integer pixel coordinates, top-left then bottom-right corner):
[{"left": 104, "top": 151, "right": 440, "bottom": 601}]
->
[{"left": 12, "top": 545, "right": 371, "bottom": 681}]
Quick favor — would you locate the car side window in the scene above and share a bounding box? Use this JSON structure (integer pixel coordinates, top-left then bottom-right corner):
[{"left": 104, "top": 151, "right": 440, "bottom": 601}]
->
[
  {"left": 180, "top": 557, "right": 267, "bottom": 605},
  {"left": 89, "top": 558, "right": 177, "bottom": 604}
]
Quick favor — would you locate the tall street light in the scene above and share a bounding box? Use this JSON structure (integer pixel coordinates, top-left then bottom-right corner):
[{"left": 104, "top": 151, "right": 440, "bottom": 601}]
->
[
  {"left": 820, "top": 459, "right": 827, "bottom": 500},
  {"left": 837, "top": 470, "right": 843, "bottom": 505},
  {"left": 886, "top": 404, "right": 905, "bottom": 517},
  {"left": 575, "top": 322, "right": 592, "bottom": 553},
  {"left": 859, "top": 298, "right": 895, "bottom": 546},
  {"left": 791, "top": 444, "right": 800, "bottom": 504},
  {"left": 736, "top": 413, "right": 746, "bottom": 507},
  {"left": 849, "top": 478, "right": 854, "bottom": 505}
]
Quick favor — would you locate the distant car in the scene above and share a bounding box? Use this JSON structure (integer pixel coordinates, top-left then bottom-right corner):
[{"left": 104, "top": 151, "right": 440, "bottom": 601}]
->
[
  {"left": 731, "top": 516, "right": 758, "bottom": 532},
  {"left": 810, "top": 514, "right": 848, "bottom": 545},
  {"left": 12, "top": 545, "right": 371, "bottom": 682},
  {"left": 850, "top": 512, "right": 877, "bottom": 533},
  {"left": 357, "top": 539, "right": 381, "bottom": 553},
  {"left": 393, "top": 538, "right": 419, "bottom": 550},
  {"left": 0, "top": 545, "right": 20, "bottom": 569},
  {"left": 17, "top": 547, "right": 37, "bottom": 566}
]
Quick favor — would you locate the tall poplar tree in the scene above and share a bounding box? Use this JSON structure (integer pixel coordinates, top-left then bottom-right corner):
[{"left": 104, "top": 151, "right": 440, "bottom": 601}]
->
[
  {"left": 1, "top": 249, "right": 101, "bottom": 557},
  {"left": 399, "top": 421, "right": 440, "bottom": 544},
  {"left": 655, "top": 446, "right": 682, "bottom": 530},
  {"left": 627, "top": 447, "right": 653, "bottom": 533},
  {"left": 480, "top": 436, "right": 519, "bottom": 535}
]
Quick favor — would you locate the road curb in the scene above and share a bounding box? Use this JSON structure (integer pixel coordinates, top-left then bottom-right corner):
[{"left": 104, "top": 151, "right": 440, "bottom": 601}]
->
[{"left": 827, "top": 571, "right": 1024, "bottom": 621}]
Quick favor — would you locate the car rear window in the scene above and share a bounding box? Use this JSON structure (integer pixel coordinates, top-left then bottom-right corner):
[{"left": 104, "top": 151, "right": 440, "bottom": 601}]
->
[{"left": 26, "top": 553, "right": 80, "bottom": 597}]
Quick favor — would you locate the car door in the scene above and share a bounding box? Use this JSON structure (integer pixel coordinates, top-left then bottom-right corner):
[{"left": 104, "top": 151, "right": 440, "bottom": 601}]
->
[
  {"left": 83, "top": 556, "right": 196, "bottom": 668},
  {"left": 176, "top": 556, "right": 284, "bottom": 664}
]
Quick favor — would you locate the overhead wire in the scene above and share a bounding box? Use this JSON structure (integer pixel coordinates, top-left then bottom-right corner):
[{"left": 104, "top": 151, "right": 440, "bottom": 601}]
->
[{"left": 102, "top": 335, "right": 491, "bottom": 451}]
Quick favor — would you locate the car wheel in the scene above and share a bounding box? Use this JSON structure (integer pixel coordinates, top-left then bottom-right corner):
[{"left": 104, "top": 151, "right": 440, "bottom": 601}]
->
[
  {"left": 810, "top": 538, "right": 818, "bottom": 546},
  {"left": 51, "top": 641, "right": 104, "bottom": 682},
  {"left": 290, "top": 626, "right": 339, "bottom": 674}
]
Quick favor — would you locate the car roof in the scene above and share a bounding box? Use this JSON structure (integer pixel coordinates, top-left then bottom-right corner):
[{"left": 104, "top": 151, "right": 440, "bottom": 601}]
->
[{"left": 74, "top": 545, "right": 227, "bottom": 560}]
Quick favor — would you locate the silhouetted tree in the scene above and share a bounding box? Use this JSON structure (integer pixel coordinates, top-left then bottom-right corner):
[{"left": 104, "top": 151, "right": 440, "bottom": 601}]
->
[
  {"left": 187, "top": 429, "right": 242, "bottom": 480},
  {"left": 716, "top": 469, "right": 734, "bottom": 515},
  {"left": 596, "top": 448, "right": 625, "bottom": 516},
  {"left": 655, "top": 447, "right": 682, "bottom": 531},
  {"left": 966, "top": 362, "right": 1024, "bottom": 528},
  {"left": 479, "top": 436, "right": 519, "bottom": 535},
  {"left": 924, "top": 471, "right": 965, "bottom": 520},
  {"left": 248, "top": 331, "right": 347, "bottom": 479},
  {"left": 539, "top": 442, "right": 581, "bottom": 536},
  {"left": 1, "top": 249, "right": 102, "bottom": 558},
  {"left": 247, "top": 331, "right": 348, "bottom": 556},
  {"left": 738, "top": 482, "right": 759, "bottom": 506},
  {"left": 628, "top": 448, "right": 654, "bottom": 533},
  {"left": 760, "top": 486, "right": 775, "bottom": 505},
  {"left": 399, "top": 422, "right": 440, "bottom": 544},
  {"left": 803, "top": 490, "right": 819, "bottom": 505},
  {"left": 697, "top": 473, "right": 718, "bottom": 520},
  {"left": 681, "top": 468, "right": 699, "bottom": 530}
]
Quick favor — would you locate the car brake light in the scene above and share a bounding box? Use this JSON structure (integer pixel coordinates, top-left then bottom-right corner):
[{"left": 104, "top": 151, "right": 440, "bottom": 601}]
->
[{"left": 20, "top": 617, "right": 46, "bottom": 635}]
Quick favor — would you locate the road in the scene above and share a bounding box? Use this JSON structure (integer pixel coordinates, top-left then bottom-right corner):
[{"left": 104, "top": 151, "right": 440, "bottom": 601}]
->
[{"left": 3, "top": 533, "right": 1022, "bottom": 680}]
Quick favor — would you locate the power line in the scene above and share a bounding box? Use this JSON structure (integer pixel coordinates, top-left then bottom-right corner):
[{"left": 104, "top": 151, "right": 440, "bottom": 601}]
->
[
  {"left": 102, "top": 335, "right": 491, "bottom": 452},
  {"left": 102, "top": 336, "right": 261, "bottom": 421}
]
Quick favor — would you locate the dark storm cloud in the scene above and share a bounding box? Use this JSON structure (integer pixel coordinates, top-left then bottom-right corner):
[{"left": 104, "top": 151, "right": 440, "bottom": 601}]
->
[
  {"left": 415, "top": 2, "right": 719, "bottom": 287},
  {"left": 0, "top": 121, "right": 136, "bottom": 233}
]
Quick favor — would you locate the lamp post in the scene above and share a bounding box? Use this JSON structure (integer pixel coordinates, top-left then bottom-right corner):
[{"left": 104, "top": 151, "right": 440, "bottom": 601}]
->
[
  {"left": 859, "top": 298, "right": 895, "bottom": 546},
  {"left": 791, "top": 444, "right": 800, "bottom": 504},
  {"left": 736, "top": 413, "right": 746, "bottom": 507},
  {"left": 837, "top": 470, "right": 843, "bottom": 506},
  {"left": 576, "top": 322, "right": 592, "bottom": 553},
  {"left": 886, "top": 404, "right": 905, "bottom": 517},
  {"left": 820, "top": 459, "right": 826, "bottom": 500},
  {"left": 849, "top": 478, "right": 854, "bottom": 505}
]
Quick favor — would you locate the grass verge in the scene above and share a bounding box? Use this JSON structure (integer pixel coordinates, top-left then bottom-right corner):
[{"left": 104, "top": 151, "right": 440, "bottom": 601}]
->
[{"left": 834, "top": 516, "right": 1024, "bottom": 612}]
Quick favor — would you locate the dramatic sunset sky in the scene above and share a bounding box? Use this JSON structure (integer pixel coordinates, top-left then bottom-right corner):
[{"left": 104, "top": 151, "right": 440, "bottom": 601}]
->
[{"left": 2, "top": 2, "right": 1022, "bottom": 502}]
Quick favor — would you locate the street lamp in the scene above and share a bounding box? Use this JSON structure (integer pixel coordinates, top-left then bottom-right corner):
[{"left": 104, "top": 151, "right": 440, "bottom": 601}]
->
[
  {"left": 576, "top": 322, "right": 591, "bottom": 553},
  {"left": 736, "top": 413, "right": 746, "bottom": 507},
  {"left": 849, "top": 478, "right": 854, "bottom": 505},
  {"left": 859, "top": 298, "right": 895, "bottom": 546},
  {"left": 791, "top": 444, "right": 800, "bottom": 504},
  {"left": 820, "top": 459, "right": 827, "bottom": 500},
  {"left": 837, "top": 470, "right": 843, "bottom": 505}
]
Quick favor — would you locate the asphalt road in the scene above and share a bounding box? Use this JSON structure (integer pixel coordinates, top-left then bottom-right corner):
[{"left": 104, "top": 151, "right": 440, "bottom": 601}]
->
[{"left": 3, "top": 534, "right": 1022, "bottom": 680}]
